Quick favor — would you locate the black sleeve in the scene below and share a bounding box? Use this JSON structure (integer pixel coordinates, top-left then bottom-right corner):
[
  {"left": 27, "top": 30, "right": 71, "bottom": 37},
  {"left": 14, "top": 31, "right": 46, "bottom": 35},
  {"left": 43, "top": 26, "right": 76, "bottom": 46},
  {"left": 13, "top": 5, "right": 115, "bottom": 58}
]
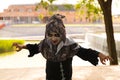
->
[
  {"left": 26, "top": 44, "right": 39, "bottom": 57},
  {"left": 75, "top": 46, "right": 99, "bottom": 66}
]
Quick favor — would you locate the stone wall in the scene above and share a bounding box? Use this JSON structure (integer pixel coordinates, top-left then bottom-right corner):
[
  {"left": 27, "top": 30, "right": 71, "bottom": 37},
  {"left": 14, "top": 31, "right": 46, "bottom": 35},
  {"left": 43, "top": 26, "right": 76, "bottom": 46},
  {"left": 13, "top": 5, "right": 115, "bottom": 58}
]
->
[{"left": 85, "top": 33, "right": 120, "bottom": 58}]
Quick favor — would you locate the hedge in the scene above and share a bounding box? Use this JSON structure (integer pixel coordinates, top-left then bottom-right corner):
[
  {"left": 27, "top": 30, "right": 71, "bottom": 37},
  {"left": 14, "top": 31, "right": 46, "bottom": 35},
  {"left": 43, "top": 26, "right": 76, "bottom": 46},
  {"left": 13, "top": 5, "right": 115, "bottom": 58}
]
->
[{"left": 0, "top": 39, "right": 25, "bottom": 54}]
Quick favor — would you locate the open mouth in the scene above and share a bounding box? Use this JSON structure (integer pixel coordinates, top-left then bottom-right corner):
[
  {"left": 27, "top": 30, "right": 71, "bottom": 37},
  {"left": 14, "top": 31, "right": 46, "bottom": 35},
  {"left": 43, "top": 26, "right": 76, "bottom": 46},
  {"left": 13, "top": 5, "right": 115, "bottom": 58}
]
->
[{"left": 52, "top": 41, "right": 58, "bottom": 44}]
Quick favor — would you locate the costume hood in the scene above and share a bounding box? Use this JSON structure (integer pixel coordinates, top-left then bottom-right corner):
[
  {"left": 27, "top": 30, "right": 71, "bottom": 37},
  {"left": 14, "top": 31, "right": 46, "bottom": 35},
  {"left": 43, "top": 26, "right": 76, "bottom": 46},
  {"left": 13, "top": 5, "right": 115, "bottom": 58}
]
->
[{"left": 45, "top": 14, "right": 66, "bottom": 42}]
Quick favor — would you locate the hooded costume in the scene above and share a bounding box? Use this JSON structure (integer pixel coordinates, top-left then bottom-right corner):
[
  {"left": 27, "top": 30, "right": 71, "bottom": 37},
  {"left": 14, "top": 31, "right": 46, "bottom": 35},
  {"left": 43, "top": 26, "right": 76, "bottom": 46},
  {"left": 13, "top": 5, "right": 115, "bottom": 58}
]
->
[
  {"left": 27, "top": 14, "right": 80, "bottom": 62},
  {"left": 26, "top": 14, "right": 99, "bottom": 80}
]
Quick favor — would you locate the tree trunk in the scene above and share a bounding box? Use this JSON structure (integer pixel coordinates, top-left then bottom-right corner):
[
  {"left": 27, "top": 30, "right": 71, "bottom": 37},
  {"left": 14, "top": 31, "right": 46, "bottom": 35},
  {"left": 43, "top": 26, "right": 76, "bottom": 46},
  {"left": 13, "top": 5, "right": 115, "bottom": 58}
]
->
[
  {"left": 98, "top": 0, "right": 118, "bottom": 65},
  {"left": 103, "top": 7, "right": 118, "bottom": 65}
]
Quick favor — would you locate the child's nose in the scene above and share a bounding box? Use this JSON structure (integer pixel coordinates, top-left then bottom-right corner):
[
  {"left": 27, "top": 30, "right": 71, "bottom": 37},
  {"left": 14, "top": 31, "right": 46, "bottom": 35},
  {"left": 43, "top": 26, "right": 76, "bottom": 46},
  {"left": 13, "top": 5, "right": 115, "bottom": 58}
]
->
[{"left": 51, "top": 36, "right": 56, "bottom": 41}]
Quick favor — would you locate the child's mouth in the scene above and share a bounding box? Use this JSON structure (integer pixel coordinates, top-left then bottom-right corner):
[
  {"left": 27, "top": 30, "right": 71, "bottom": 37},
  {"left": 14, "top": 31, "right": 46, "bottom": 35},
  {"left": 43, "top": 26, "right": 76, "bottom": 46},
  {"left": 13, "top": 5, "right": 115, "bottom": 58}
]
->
[{"left": 52, "top": 41, "right": 58, "bottom": 44}]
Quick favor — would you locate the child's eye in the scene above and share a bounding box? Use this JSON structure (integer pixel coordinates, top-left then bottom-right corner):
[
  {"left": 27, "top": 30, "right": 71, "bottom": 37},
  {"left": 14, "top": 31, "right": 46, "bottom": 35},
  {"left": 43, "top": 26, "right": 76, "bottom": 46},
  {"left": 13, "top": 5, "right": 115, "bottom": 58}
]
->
[
  {"left": 55, "top": 34, "right": 60, "bottom": 37},
  {"left": 48, "top": 33, "right": 52, "bottom": 37},
  {"left": 47, "top": 33, "right": 60, "bottom": 37}
]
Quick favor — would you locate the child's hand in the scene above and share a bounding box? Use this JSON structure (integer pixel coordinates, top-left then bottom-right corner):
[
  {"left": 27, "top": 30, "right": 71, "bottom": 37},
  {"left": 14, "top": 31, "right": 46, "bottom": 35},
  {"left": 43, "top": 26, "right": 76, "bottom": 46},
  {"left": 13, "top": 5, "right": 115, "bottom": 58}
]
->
[
  {"left": 98, "top": 53, "right": 113, "bottom": 65},
  {"left": 12, "top": 43, "right": 23, "bottom": 52}
]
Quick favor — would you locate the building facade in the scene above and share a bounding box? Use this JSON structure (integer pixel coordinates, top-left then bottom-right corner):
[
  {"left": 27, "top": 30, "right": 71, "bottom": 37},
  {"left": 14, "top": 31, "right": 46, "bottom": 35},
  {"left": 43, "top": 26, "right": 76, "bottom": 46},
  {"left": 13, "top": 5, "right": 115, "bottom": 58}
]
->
[
  {"left": 0, "top": 4, "right": 82, "bottom": 24},
  {"left": 0, "top": 4, "right": 119, "bottom": 24},
  {"left": 0, "top": 4, "right": 45, "bottom": 24}
]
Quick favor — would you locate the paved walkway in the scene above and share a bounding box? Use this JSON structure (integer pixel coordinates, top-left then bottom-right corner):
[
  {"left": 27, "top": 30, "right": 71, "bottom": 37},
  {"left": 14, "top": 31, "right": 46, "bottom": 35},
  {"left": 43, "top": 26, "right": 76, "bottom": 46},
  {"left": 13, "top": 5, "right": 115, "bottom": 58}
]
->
[
  {"left": 0, "top": 66, "right": 120, "bottom": 80},
  {"left": 0, "top": 49, "right": 120, "bottom": 80}
]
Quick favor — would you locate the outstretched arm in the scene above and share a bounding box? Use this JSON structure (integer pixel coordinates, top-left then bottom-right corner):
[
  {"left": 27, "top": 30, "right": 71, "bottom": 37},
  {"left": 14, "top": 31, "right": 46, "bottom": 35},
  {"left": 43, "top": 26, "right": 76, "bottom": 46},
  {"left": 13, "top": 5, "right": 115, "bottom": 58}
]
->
[
  {"left": 76, "top": 46, "right": 112, "bottom": 66},
  {"left": 12, "top": 42, "right": 40, "bottom": 57}
]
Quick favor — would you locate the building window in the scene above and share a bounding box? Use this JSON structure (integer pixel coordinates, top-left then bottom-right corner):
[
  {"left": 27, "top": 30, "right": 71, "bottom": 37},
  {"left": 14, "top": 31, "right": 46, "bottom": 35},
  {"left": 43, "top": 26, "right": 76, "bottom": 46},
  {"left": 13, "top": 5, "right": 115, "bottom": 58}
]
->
[
  {"left": 10, "top": 9, "right": 14, "bottom": 12},
  {"left": 19, "top": 9, "right": 24, "bottom": 12},
  {"left": 27, "top": 9, "right": 32, "bottom": 12}
]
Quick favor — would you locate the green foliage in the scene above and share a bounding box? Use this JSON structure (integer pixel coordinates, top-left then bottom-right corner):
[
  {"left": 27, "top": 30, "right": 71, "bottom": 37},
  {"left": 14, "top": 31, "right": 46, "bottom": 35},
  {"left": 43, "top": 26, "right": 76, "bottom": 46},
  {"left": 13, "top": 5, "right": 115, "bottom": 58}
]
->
[
  {"left": 38, "top": 14, "right": 44, "bottom": 20},
  {"left": 63, "top": 4, "right": 74, "bottom": 10},
  {"left": 0, "top": 39, "right": 25, "bottom": 54},
  {"left": 74, "top": 0, "right": 102, "bottom": 23},
  {"left": 36, "top": 0, "right": 57, "bottom": 11}
]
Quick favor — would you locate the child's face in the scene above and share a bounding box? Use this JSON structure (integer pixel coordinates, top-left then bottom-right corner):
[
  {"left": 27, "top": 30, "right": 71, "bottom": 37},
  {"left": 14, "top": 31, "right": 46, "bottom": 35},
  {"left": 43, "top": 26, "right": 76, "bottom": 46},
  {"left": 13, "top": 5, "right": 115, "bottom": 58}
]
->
[{"left": 47, "top": 32, "right": 61, "bottom": 45}]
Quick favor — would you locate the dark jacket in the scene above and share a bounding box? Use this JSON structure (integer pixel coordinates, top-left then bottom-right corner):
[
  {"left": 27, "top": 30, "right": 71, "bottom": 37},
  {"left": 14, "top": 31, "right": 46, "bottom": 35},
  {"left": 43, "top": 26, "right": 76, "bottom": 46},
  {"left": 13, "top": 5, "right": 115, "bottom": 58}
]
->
[{"left": 26, "top": 38, "right": 99, "bottom": 80}]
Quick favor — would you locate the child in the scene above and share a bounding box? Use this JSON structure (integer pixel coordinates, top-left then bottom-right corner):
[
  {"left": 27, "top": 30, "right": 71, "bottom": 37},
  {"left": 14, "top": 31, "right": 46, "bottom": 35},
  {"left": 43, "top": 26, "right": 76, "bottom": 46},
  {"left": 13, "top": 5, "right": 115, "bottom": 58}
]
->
[{"left": 13, "top": 14, "right": 112, "bottom": 80}]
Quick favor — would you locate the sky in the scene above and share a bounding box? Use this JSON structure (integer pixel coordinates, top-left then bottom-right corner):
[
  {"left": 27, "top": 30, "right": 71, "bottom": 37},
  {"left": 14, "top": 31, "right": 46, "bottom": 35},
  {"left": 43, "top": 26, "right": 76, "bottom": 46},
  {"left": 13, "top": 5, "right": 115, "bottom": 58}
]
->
[{"left": 0, "top": 0, "right": 120, "bottom": 15}]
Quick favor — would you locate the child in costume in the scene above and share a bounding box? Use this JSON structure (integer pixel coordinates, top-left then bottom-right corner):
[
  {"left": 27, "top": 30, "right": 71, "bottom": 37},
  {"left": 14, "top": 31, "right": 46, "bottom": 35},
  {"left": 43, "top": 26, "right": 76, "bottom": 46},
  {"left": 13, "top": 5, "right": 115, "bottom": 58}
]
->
[{"left": 13, "top": 14, "right": 112, "bottom": 80}]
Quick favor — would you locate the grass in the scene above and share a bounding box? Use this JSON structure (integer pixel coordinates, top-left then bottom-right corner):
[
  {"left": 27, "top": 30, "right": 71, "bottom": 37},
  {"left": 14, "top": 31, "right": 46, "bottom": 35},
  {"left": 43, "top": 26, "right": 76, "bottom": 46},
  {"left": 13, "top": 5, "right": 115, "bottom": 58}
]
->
[
  {"left": 0, "top": 40, "right": 40, "bottom": 57},
  {"left": 0, "top": 39, "right": 25, "bottom": 56}
]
